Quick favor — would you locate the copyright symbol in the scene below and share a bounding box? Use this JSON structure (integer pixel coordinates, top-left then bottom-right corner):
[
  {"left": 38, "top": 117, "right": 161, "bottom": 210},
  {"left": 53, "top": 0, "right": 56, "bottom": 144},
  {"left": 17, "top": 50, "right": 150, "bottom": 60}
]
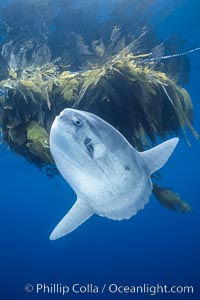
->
[{"left": 25, "top": 284, "right": 34, "bottom": 293}]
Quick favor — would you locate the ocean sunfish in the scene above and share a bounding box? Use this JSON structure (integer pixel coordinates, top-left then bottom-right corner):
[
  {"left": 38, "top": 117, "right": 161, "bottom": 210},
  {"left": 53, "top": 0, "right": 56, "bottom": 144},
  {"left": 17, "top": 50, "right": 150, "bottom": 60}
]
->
[{"left": 49, "top": 108, "right": 179, "bottom": 240}]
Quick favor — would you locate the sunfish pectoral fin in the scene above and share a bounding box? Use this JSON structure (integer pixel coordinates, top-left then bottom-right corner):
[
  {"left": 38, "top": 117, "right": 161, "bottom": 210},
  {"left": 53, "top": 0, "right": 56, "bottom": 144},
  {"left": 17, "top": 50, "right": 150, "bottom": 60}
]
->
[
  {"left": 140, "top": 137, "right": 179, "bottom": 174},
  {"left": 50, "top": 198, "right": 93, "bottom": 240}
]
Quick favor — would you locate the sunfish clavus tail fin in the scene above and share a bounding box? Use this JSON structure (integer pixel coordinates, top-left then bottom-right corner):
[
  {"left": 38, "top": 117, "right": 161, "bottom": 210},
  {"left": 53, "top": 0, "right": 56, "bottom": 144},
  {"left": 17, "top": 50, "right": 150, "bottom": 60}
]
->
[
  {"left": 50, "top": 199, "right": 93, "bottom": 240},
  {"left": 140, "top": 137, "right": 179, "bottom": 175}
]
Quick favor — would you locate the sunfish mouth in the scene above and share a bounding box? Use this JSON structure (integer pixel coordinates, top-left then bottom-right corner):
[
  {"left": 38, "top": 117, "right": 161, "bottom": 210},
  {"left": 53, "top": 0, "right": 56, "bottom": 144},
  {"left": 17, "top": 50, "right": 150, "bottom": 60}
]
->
[
  {"left": 54, "top": 113, "right": 72, "bottom": 131},
  {"left": 56, "top": 113, "right": 66, "bottom": 122}
]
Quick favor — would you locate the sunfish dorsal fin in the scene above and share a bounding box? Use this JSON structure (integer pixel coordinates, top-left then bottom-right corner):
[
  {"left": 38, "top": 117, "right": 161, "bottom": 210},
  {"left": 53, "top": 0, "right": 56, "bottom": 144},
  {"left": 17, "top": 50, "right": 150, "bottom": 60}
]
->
[
  {"left": 140, "top": 137, "right": 179, "bottom": 174},
  {"left": 50, "top": 198, "right": 93, "bottom": 240}
]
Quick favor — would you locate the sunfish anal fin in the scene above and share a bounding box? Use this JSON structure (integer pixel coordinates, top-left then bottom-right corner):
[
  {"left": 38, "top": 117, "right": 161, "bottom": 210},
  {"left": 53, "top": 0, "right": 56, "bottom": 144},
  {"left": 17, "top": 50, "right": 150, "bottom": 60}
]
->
[{"left": 50, "top": 198, "right": 93, "bottom": 240}]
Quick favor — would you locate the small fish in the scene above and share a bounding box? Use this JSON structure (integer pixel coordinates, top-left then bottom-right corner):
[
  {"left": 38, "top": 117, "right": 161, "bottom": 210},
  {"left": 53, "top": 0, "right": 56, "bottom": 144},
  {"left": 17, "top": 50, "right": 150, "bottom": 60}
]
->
[
  {"left": 92, "top": 39, "right": 105, "bottom": 58},
  {"left": 0, "top": 88, "right": 9, "bottom": 99},
  {"left": 49, "top": 108, "right": 179, "bottom": 240},
  {"left": 110, "top": 25, "right": 121, "bottom": 43}
]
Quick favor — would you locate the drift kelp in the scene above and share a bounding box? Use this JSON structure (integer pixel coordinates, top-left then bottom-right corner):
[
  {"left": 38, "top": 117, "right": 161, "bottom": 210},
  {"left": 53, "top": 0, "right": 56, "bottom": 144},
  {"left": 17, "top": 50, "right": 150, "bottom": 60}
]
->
[
  {"left": 0, "top": 53, "right": 197, "bottom": 156},
  {"left": 0, "top": 52, "right": 196, "bottom": 214}
]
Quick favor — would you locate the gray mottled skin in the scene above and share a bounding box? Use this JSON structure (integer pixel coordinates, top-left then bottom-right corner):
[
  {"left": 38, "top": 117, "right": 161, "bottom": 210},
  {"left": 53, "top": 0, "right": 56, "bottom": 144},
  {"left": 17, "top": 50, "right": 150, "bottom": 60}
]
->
[{"left": 49, "top": 108, "right": 179, "bottom": 240}]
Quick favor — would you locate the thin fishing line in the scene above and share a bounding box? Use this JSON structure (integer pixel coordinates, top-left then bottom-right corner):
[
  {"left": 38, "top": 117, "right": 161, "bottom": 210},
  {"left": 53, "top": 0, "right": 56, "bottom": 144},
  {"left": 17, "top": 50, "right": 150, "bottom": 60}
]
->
[{"left": 142, "top": 47, "right": 200, "bottom": 63}]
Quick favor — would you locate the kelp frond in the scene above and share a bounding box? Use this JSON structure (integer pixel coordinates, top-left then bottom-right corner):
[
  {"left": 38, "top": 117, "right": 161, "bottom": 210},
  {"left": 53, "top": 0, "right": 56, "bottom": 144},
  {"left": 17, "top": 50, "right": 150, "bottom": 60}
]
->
[
  {"left": 26, "top": 121, "right": 53, "bottom": 164},
  {"left": 153, "top": 184, "right": 191, "bottom": 213}
]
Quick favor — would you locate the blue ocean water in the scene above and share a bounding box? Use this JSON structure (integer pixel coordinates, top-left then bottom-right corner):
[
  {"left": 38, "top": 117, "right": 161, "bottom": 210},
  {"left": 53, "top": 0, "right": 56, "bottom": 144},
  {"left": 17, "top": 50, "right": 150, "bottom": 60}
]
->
[{"left": 0, "top": 1, "right": 200, "bottom": 299}]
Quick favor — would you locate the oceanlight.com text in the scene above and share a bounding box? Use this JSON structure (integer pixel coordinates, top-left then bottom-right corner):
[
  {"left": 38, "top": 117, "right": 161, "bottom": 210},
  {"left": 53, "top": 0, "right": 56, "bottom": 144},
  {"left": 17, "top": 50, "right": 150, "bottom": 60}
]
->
[{"left": 25, "top": 283, "right": 194, "bottom": 296}]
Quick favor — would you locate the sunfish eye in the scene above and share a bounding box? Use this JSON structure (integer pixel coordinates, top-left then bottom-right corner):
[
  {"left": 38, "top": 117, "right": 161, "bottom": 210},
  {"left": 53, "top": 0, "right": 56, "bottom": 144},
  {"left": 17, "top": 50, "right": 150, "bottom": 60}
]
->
[{"left": 73, "top": 117, "right": 82, "bottom": 127}]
